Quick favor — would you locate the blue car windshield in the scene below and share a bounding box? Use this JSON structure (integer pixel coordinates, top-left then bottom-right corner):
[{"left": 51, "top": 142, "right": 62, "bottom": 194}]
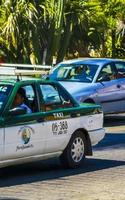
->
[
  {"left": 0, "top": 84, "right": 13, "bottom": 113},
  {"left": 50, "top": 64, "right": 99, "bottom": 82}
]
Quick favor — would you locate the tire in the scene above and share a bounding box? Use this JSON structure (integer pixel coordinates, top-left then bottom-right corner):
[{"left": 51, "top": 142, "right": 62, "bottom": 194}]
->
[{"left": 60, "top": 131, "right": 86, "bottom": 168}]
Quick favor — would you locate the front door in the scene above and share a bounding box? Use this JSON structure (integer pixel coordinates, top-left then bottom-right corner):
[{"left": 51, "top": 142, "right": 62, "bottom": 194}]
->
[
  {"left": 114, "top": 62, "right": 125, "bottom": 112},
  {"left": 4, "top": 115, "right": 46, "bottom": 160},
  {"left": 3, "top": 84, "right": 46, "bottom": 160},
  {"left": 96, "top": 63, "right": 122, "bottom": 113}
]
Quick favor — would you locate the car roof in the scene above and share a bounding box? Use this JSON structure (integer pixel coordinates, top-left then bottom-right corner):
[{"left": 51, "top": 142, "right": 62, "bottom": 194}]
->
[
  {"left": 0, "top": 77, "right": 57, "bottom": 85},
  {"left": 60, "top": 58, "right": 125, "bottom": 66}
]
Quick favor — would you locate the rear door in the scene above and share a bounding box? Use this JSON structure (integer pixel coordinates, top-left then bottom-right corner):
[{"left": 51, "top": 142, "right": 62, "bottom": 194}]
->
[{"left": 39, "top": 82, "right": 75, "bottom": 153}]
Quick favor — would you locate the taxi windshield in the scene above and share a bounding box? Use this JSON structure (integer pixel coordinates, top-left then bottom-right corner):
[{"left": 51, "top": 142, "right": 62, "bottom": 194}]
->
[
  {"left": 0, "top": 84, "right": 13, "bottom": 113},
  {"left": 50, "top": 64, "right": 99, "bottom": 82}
]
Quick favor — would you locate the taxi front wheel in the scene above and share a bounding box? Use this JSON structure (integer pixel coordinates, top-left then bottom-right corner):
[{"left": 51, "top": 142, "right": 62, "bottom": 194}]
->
[{"left": 60, "top": 131, "right": 86, "bottom": 168}]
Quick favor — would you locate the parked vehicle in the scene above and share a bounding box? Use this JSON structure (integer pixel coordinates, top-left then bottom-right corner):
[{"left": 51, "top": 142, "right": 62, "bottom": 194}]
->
[
  {"left": 0, "top": 64, "right": 105, "bottom": 168},
  {"left": 49, "top": 58, "right": 125, "bottom": 114}
]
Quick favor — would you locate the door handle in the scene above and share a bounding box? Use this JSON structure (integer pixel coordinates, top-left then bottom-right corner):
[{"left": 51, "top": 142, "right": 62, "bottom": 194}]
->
[
  {"left": 37, "top": 118, "right": 44, "bottom": 122},
  {"left": 117, "top": 84, "right": 121, "bottom": 88},
  {"left": 70, "top": 113, "right": 77, "bottom": 118}
]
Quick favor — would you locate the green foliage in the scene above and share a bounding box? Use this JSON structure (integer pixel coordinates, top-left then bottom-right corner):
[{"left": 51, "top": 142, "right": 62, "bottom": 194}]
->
[{"left": 0, "top": 0, "right": 125, "bottom": 64}]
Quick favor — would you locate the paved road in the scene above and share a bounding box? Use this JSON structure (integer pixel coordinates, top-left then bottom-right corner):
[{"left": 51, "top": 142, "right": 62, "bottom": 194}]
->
[{"left": 0, "top": 115, "right": 125, "bottom": 200}]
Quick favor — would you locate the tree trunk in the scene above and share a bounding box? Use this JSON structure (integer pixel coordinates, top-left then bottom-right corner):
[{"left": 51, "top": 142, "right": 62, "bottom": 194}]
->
[
  {"left": 112, "top": 29, "right": 116, "bottom": 58},
  {"left": 57, "top": 21, "right": 73, "bottom": 63},
  {"left": 101, "top": 32, "right": 107, "bottom": 57},
  {"left": 46, "top": 0, "right": 66, "bottom": 65}
]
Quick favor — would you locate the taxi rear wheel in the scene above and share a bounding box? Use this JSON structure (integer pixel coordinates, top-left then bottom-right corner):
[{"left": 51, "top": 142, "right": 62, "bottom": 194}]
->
[{"left": 60, "top": 131, "right": 86, "bottom": 168}]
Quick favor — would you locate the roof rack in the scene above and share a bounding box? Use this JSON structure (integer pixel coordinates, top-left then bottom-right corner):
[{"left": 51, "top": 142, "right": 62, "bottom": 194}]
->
[{"left": 0, "top": 63, "right": 52, "bottom": 76}]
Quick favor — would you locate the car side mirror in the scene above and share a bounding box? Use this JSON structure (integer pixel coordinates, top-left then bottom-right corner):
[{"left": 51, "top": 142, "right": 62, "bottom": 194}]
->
[
  {"left": 97, "top": 75, "right": 111, "bottom": 82},
  {"left": 41, "top": 74, "right": 50, "bottom": 80},
  {"left": 8, "top": 107, "right": 27, "bottom": 116}
]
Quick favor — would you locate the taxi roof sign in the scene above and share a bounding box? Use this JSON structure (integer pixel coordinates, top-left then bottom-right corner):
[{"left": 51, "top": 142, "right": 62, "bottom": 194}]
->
[
  {"left": 0, "top": 67, "right": 15, "bottom": 75},
  {"left": 0, "top": 63, "right": 51, "bottom": 76}
]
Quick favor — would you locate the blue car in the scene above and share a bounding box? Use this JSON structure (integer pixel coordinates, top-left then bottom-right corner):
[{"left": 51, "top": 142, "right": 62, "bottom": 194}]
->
[{"left": 49, "top": 58, "right": 125, "bottom": 114}]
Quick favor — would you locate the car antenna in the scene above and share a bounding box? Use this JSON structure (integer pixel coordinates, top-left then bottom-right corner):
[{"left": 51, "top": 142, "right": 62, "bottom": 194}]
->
[{"left": 17, "top": 74, "right": 22, "bottom": 81}]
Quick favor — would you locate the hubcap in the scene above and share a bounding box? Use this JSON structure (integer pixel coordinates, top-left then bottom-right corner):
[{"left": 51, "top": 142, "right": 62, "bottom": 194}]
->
[{"left": 71, "top": 137, "right": 84, "bottom": 163}]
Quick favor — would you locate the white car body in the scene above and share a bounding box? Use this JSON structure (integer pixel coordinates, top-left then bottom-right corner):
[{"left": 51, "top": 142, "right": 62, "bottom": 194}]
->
[
  {"left": 0, "top": 78, "right": 105, "bottom": 168},
  {"left": 0, "top": 111, "right": 105, "bottom": 168}
]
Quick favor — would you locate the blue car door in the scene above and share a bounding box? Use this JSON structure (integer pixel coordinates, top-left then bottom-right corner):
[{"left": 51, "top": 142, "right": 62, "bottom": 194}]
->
[
  {"left": 114, "top": 62, "right": 125, "bottom": 112},
  {"left": 96, "top": 63, "right": 123, "bottom": 113}
]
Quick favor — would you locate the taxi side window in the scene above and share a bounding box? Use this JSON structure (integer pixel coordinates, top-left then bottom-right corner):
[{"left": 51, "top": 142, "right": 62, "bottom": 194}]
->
[
  {"left": 22, "top": 85, "right": 38, "bottom": 112},
  {"left": 40, "top": 84, "right": 73, "bottom": 111},
  {"left": 11, "top": 85, "right": 38, "bottom": 114}
]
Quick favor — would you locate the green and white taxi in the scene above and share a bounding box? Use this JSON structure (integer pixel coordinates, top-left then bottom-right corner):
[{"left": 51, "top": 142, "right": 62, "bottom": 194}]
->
[{"left": 0, "top": 64, "right": 105, "bottom": 168}]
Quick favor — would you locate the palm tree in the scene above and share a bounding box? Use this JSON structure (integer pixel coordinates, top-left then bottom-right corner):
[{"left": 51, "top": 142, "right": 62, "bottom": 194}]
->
[
  {"left": 99, "top": 0, "right": 125, "bottom": 58},
  {"left": 0, "top": 0, "right": 38, "bottom": 63},
  {"left": 36, "top": 0, "right": 66, "bottom": 64}
]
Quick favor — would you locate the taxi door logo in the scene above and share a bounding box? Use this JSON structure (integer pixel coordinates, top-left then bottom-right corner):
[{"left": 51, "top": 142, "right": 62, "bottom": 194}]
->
[
  {"left": 16, "top": 126, "right": 35, "bottom": 152},
  {"left": 22, "top": 127, "right": 31, "bottom": 144}
]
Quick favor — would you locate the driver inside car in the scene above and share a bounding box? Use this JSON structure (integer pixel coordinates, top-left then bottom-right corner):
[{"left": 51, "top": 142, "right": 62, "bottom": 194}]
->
[
  {"left": 13, "top": 88, "right": 32, "bottom": 114},
  {"left": 72, "top": 65, "right": 91, "bottom": 81}
]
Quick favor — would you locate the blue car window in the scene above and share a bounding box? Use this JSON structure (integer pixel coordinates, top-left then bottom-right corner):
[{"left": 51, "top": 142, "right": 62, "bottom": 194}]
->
[
  {"left": 97, "top": 64, "right": 116, "bottom": 82},
  {"left": 50, "top": 64, "right": 99, "bottom": 82},
  {"left": 115, "top": 62, "right": 125, "bottom": 79}
]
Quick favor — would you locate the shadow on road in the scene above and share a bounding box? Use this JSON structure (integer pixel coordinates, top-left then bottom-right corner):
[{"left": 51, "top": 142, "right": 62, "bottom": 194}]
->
[
  {"left": 0, "top": 156, "right": 125, "bottom": 188},
  {"left": 0, "top": 115, "right": 125, "bottom": 188},
  {"left": 94, "top": 133, "right": 125, "bottom": 149},
  {"left": 0, "top": 198, "right": 20, "bottom": 200},
  {"left": 104, "top": 114, "right": 125, "bottom": 127}
]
